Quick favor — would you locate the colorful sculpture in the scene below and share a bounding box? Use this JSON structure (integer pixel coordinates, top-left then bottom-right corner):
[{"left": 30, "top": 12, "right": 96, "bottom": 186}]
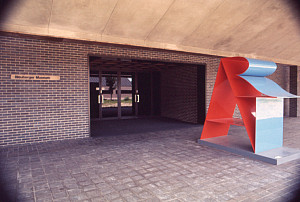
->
[{"left": 200, "top": 57, "right": 298, "bottom": 153}]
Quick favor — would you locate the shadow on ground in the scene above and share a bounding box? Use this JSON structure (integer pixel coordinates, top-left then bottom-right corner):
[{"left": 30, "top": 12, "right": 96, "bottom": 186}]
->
[{"left": 91, "top": 117, "right": 201, "bottom": 137}]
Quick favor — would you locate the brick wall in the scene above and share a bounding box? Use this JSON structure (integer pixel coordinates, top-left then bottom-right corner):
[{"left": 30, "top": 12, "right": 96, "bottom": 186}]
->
[
  {"left": 267, "top": 64, "right": 290, "bottom": 116},
  {"left": 161, "top": 65, "right": 198, "bottom": 123},
  {"left": 0, "top": 32, "right": 221, "bottom": 146},
  {"left": 0, "top": 32, "right": 293, "bottom": 146},
  {"left": 284, "top": 65, "right": 300, "bottom": 117},
  {"left": 288, "top": 66, "right": 298, "bottom": 117},
  {"left": 0, "top": 35, "right": 90, "bottom": 146},
  {"left": 297, "top": 66, "right": 300, "bottom": 116}
]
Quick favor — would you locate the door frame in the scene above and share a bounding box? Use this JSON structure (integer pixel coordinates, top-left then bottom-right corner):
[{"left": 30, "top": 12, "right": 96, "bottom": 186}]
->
[{"left": 98, "top": 69, "right": 137, "bottom": 120}]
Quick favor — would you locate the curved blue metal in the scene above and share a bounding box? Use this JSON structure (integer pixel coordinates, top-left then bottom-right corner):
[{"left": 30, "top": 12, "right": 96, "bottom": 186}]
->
[
  {"left": 240, "top": 76, "right": 297, "bottom": 98},
  {"left": 240, "top": 58, "right": 277, "bottom": 77},
  {"left": 239, "top": 58, "right": 298, "bottom": 98}
]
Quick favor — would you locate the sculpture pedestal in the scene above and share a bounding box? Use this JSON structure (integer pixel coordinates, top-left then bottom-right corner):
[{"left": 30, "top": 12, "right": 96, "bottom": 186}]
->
[{"left": 198, "top": 133, "right": 300, "bottom": 165}]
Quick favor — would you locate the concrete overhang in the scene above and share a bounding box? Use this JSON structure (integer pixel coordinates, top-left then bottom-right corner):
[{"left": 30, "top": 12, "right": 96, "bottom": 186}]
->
[{"left": 0, "top": 0, "right": 300, "bottom": 65}]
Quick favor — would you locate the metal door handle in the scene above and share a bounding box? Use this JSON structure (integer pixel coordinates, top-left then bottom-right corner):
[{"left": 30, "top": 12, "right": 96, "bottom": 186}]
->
[
  {"left": 136, "top": 94, "right": 139, "bottom": 103},
  {"left": 98, "top": 95, "right": 104, "bottom": 104}
]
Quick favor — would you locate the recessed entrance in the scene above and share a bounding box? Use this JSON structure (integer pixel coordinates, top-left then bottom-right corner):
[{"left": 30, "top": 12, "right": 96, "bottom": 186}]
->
[
  {"left": 89, "top": 57, "right": 163, "bottom": 121},
  {"left": 89, "top": 56, "right": 206, "bottom": 136}
]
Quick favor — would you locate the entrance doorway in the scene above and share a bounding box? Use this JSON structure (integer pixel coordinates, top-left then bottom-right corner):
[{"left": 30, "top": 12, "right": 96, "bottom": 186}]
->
[
  {"left": 90, "top": 70, "right": 137, "bottom": 119},
  {"left": 89, "top": 56, "right": 205, "bottom": 128}
]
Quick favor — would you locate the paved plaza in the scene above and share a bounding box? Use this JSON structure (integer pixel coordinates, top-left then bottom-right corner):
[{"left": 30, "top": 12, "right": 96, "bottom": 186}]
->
[{"left": 0, "top": 118, "right": 299, "bottom": 201}]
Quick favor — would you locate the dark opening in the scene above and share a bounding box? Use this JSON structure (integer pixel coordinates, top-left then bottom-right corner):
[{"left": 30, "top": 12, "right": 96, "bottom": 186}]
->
[
  {"left": 137, "top": 71, "right": 161, "bottom": 116},
  {"left": 138, "top": 72, "right": 151, "bottom": 116},
  {"left": 152, "top": 72, "right": 161, "bottom": 116},
  {"left": 89, "top": 56, "right": 206, "bottom": 137},
  {"left": 90, "top": 82, "right": 99, "bottom": 119},
  {"left": 197, "top": 65, "right": 206, "bottom": 124}
]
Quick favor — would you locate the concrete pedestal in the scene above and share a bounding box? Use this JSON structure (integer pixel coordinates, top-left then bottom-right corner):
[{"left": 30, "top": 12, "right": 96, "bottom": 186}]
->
[{"left": 198, "top": 134, "right": 300, "bottom": 165}]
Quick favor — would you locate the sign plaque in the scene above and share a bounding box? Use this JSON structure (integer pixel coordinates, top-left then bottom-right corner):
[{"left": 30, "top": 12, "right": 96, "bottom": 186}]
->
[{"left": 11, "top": 74, "right": 60, "bottom": 81}]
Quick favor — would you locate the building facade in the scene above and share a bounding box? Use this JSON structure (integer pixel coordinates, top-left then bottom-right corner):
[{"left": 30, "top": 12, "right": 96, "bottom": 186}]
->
[{"left": 0, "top": 32, "right": 298, "bottom": 146}]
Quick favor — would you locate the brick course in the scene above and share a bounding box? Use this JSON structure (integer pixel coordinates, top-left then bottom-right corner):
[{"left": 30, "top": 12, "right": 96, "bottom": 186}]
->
[
  {"left": 161, "top": 65, "right": 198, "bottom": 123},
  {"left": 267, "top": 64, "right": 290, "bottom": 116},
  {"left": 0, "top": 32, "right": 294, "bottom": 146},
  {"left": 288, "top": 66, "right": 298, "bottom": 117}
]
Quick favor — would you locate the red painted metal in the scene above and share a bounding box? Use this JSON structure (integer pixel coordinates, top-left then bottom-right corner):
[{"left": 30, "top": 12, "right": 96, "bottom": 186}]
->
[{"left": 200, "top": 57, "right": 269, "bottom": 152}]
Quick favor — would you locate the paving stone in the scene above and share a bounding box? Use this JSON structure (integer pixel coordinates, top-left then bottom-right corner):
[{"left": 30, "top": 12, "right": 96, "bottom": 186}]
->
[
  {"left": 85, "top": 189, "right": 101, "bottom": 198},
  {"left": 110, "top": 197, "right": 125, "bottom": 202},
  {"left": 82, "top": 184, "right": 97, "bottom": 192},
  {"left": 0, "top": 118, "right": 299, "bottom": 201},
  {"left": 36, "top": 196, "right": 53, "bottom": 202},
  {"left": 102, "top": 192, "right": 121, "bottom": 201},
  {"left": 52, "top": 190, "right": 67, "bottom": 199},
  {"left": 34, "top": 189, "right": 53, "bottom": 201},
  {"left": 17, "top": 195, "right": 35, "bottom": 202},
  {"left": 48, "top": 181, "right": 64, "bottom": 190},
  {"left": 78, "top": 180, "right": 93, "bottom": 186},
  {"left": 90, "top": 197, "right": 107, "bottom": 202}
]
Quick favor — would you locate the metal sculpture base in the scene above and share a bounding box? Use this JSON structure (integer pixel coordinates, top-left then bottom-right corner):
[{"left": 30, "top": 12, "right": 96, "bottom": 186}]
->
[{"left": 198, "top": 134, "right": 300, "bottom": 165}]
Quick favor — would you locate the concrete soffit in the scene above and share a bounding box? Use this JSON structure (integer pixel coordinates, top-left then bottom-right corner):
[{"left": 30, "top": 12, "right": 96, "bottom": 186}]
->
[{"left": 0, "top": 0, "right": 300, "bottom": 66}]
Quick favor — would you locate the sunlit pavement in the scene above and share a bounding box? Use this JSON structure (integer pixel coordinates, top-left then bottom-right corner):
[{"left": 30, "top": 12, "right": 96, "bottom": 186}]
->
[{"left": 0, "top": 118, "right": 299, "bottom": 201}]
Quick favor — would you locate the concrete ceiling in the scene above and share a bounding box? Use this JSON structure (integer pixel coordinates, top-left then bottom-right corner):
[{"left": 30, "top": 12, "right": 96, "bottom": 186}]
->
[{"left": 1, "top": 0, "right": 300, "bottom": 65}]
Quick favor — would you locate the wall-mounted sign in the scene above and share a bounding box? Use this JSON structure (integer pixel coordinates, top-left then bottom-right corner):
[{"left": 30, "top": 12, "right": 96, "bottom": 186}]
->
[{"left": 11, "top": 74, "right": 60, "bottom": 81}]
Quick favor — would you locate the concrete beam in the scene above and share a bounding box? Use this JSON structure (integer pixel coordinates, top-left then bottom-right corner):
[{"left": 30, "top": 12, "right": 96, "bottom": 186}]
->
[{"left": 0, "top": 0, "right": 299, "bottom": 65}]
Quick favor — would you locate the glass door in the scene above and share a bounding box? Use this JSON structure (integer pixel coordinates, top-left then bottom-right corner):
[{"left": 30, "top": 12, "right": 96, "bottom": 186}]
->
[
  {"left": 121, "top": 72, "right": 135, "bottom": 117},
  {"left": 102, "top": 71, "right": 118, "bottom": 118},
  {"left": 95, "top": 71, "right": 137, "bottom": 119}
]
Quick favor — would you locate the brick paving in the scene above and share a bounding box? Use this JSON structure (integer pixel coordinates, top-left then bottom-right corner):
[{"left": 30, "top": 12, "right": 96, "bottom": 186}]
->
[{"left": 0, "top": 118, "right": 299, "bottom": 202}]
